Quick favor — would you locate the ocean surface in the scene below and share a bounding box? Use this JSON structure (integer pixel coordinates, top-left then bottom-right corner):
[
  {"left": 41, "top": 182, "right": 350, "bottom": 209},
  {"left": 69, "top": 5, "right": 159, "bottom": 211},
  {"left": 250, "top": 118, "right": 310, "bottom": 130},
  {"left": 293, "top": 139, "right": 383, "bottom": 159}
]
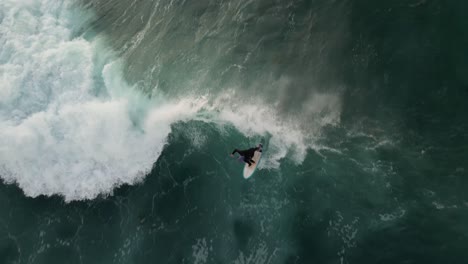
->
[{"left": 1, "top": 0, "right": 468, "bottom": 263}]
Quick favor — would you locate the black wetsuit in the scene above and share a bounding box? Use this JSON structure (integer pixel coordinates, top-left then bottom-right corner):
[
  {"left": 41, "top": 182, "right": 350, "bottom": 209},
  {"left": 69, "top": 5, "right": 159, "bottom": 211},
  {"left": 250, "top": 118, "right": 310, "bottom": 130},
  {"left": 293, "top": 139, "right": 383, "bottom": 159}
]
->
[{"left": 232, "top": 147, "right": 259, "bottom": 166}]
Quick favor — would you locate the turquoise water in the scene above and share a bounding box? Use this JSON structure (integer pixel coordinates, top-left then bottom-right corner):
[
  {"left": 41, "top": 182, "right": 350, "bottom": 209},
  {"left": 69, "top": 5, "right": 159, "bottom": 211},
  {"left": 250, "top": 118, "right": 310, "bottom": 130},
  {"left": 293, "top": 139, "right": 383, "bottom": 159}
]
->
[{"left": 1, "top": 0, "right": 468, "bottom": 263}]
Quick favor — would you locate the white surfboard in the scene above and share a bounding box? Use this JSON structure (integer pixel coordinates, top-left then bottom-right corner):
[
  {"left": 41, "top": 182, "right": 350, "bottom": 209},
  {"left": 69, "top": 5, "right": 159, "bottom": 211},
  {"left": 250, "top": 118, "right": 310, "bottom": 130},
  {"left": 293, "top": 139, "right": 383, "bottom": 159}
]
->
[{"left": 243, "top": 150, "right": 262, "bottom": 179}]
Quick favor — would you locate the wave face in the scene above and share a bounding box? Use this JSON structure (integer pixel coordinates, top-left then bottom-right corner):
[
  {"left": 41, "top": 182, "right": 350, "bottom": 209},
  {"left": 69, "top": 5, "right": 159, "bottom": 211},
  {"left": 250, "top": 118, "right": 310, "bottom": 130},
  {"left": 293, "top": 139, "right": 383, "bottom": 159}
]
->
[{"left": 1, "top": 0, "right": 468, "bottom": 263}]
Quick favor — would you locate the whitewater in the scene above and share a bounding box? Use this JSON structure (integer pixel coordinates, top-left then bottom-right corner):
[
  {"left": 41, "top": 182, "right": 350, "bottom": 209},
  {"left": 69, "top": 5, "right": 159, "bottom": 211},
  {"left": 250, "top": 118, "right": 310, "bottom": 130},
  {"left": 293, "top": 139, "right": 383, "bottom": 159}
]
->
[{"left": 0, "top": 0, "right": 341, "bottom": 201}]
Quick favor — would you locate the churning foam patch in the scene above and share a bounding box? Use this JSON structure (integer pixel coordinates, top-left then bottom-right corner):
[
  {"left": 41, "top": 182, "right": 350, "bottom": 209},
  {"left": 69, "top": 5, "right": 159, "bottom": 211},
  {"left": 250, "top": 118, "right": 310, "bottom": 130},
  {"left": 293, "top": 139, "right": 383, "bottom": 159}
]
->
[{"left": 0, "top": 0, "right": 206, "bottom": 201}]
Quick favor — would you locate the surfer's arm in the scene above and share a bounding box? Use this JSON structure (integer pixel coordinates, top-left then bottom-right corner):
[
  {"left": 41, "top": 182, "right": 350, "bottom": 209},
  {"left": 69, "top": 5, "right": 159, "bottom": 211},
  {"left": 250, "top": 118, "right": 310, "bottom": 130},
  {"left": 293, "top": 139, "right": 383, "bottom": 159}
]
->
[{"left": 231, "top": 149, "right": 239, "bottom": 156}]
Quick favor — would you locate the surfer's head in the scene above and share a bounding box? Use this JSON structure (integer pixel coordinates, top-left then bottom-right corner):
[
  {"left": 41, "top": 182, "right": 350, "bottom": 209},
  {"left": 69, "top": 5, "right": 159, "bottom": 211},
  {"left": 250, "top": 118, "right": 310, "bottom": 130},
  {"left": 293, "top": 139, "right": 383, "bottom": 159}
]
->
[{"left": 258, "top": 143, "right": 263, "bottom": 148}]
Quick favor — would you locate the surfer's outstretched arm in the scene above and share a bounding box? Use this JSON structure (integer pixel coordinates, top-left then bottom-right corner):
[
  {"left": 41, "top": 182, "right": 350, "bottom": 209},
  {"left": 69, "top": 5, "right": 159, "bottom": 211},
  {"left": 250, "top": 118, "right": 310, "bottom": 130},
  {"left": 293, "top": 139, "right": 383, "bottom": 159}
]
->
[
  {"left": 232, "top": 149, "right": 249, "bottom": 156},
  {"left": 231, "top": 149, "right": 241, "bottom": 157}
]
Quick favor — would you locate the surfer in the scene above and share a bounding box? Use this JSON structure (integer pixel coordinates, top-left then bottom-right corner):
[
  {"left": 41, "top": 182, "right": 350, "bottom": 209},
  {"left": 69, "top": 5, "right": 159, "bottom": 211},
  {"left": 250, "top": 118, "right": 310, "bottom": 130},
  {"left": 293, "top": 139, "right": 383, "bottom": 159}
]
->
[{"left": 230, "top": 144, "right": 263, "bottom": 167}]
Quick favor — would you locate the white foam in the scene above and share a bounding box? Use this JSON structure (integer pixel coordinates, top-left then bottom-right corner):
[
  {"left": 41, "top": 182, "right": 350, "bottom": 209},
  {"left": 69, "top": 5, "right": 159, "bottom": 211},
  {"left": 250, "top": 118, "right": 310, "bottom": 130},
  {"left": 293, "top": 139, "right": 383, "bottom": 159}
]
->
[
  {"left": 379, "top": 208, "right": 406, "bottom": 222},
  {"left": 192, "top": 238, "right": 210, "bottom": 264},
  {"left": 0, "top": 0, "right": 206, "bottom": 201}
]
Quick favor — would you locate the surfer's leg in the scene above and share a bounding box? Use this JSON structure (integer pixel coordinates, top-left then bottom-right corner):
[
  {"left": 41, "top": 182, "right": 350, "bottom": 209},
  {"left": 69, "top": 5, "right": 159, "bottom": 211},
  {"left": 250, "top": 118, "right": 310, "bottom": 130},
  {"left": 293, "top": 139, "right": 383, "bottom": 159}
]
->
[
  {"left": 246, "top": 156, "right": 255, "bottom": 164},
  {"left": 243, "top": 157, "right": 252, "bottom": 166}
]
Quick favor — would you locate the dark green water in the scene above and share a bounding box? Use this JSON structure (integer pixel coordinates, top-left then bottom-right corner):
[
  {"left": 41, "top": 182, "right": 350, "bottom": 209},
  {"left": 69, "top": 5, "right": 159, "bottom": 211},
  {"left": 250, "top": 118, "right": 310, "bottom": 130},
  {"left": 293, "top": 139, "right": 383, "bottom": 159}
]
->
[{"left": 1, "top": 0, "right": 468, "bottom": 263}]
